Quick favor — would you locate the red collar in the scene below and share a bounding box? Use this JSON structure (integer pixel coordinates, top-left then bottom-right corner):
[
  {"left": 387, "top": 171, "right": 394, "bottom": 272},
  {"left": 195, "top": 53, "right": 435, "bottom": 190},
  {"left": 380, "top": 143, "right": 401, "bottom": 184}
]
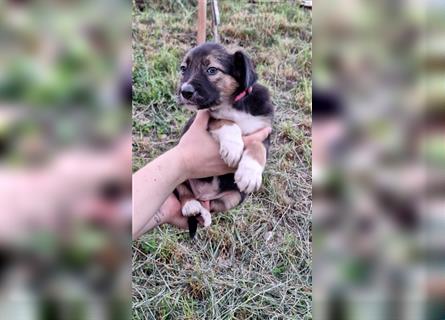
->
[{"left": 234, "top": 86, "right": 253, "bottom": 102}]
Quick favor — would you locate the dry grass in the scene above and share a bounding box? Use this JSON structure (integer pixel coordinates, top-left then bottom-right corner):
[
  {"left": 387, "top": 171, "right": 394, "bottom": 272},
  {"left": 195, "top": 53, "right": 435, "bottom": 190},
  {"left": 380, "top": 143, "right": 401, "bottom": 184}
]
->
[{"left": 132, "top": 1, "right": 312, "bottom": 319}]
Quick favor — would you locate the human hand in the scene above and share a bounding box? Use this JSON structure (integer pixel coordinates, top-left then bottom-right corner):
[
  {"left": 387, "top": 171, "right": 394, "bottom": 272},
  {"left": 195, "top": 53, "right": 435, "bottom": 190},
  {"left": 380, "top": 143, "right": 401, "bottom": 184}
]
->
[
  {"left": 176, "top": 110, "right": 272, "bottom": 180},
  {"left": 155, "top": 194, "right": 210, "bottom": 230}
]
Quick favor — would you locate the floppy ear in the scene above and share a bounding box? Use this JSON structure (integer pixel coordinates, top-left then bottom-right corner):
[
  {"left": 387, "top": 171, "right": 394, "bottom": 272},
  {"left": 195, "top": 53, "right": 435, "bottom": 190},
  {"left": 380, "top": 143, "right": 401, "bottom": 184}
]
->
[{"left": 232, "top": 50, "right": 257, "bottom": 93}]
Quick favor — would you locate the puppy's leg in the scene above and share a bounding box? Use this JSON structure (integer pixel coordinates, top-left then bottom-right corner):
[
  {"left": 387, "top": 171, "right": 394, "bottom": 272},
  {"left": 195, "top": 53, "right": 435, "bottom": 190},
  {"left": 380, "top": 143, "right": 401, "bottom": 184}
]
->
[
  {"left": 176, "top": 183, "right": 211, "bottom": 227},
  {"left": 210, "top": 191, "right": 245, "bottom": 213},
  {"left": 235, "top": 141, "right": 266, "bottom": 193},
  {"left": 209, "top": 119, "right": 244, "bottom": 168}
]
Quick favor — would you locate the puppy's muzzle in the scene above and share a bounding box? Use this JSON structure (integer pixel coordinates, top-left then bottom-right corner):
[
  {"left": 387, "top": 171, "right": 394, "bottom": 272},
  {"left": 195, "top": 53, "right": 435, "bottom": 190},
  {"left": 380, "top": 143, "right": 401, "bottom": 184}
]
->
[{"left": 181, "top": 83, "right": 195, "bottom": 100}]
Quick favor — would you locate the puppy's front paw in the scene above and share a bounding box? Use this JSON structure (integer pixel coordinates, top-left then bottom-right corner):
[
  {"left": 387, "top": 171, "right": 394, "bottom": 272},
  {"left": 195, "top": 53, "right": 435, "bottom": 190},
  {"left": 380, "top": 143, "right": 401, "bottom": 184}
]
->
[
  {"left": 219, "top": 138, "right": 244, "bottom": 168},
  {"left": 235, "top": 155, "right": 263, "bottom": 193},
  {"left": 181, "top": 199, "right": 212, "bottom": 227}
]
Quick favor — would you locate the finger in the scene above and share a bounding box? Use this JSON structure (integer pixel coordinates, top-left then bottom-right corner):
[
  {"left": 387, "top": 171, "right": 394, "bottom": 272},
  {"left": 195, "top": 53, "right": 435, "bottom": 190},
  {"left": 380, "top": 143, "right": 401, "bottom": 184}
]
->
[
  {"left": 243, "top": 126, "right": 272, "bottom": 144},
  {"left": 172, "top": 217, "right": 189, "bottom": 229},
  {"left": 190, "top": 110, "right": 210, "bottom": 130},
  {"left": 201, "top": 200, "right": 211, "bottom": 211}
]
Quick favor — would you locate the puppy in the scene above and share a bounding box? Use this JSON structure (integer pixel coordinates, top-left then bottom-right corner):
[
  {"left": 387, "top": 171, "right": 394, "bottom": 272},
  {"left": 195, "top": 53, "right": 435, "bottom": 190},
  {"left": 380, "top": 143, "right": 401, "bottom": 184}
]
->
[{"left": 174, "top": 43, "right": 274, "bottom": 238}]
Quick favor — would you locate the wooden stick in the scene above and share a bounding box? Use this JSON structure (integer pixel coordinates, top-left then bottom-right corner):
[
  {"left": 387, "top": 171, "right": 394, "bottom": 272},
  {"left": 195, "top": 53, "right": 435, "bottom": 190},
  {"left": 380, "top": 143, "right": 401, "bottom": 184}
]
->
[
  {"left": 211, "top": 0, "right": 220, "bottom": 42},
  {"left": 197, "top": 0, "right": 206, "bottom": 44}
]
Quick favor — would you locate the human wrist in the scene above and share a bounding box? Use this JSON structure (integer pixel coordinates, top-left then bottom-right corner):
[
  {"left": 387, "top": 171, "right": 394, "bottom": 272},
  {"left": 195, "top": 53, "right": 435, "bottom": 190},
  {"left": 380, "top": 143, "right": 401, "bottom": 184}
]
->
[
  {"left": 172, "top": 144, "right": 193, "bottom": 181},
  {"left": 133, "top": 203, "right": 168, "bottom": 238},
  {"left": 157, "top": 193, "right": 182, "bottom": 227}
]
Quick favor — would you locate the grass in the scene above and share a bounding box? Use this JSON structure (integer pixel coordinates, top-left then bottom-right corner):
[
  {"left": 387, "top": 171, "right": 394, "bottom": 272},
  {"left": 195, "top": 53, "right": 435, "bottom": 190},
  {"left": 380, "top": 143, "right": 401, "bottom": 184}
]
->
[{"left": 132, "top": 1, "right": 312, "bottom": 318}]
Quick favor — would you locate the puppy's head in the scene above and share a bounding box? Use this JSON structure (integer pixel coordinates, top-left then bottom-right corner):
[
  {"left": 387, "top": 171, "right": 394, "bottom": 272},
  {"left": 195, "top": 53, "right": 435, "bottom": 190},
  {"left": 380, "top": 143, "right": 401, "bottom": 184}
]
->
[{"left": 178, "top": 43, "right": 257, "bottom": 110}]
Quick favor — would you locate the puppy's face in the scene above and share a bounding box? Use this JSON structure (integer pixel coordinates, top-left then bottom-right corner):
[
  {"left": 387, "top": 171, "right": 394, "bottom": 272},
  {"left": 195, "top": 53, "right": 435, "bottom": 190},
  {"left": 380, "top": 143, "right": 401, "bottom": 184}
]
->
[{"left": 178, "top": 43, "right": 257, "bottom": 110}]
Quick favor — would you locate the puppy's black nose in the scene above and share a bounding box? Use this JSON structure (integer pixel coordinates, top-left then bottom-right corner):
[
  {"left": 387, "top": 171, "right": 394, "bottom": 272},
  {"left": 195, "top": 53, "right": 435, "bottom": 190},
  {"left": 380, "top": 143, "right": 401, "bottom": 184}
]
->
[{"left": 181, "top": 84, "right": 195, "bottom": 99}]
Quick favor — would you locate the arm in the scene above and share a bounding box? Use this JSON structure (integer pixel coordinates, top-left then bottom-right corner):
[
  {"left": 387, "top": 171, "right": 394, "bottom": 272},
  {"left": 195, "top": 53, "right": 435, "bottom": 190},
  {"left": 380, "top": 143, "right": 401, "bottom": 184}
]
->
[
  {"left": 132, "top": 147, "right": 187, "bottom": 239},
  {"left": 132, "top": 110, "right": 272, "bottom": 239},
  {"left": 132, "top": 110, "right": 232, "bottom": 239}
]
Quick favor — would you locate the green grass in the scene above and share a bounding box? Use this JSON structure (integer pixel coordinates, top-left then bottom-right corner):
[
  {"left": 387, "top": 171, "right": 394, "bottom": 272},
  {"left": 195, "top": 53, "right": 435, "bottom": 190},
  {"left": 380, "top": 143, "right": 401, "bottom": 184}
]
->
[{"left": 132, "top": 1, "right": 312, "bottom": 319}]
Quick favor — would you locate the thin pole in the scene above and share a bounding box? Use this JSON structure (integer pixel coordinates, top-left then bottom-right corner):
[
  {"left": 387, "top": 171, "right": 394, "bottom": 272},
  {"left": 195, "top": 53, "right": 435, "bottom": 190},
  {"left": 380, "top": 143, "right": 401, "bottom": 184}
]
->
[
  {"left": 197, "top": 0, "right": 206, "bottom": 44},
  {"left": 211, "top": 0, "right": 220, "bottom": 42}
]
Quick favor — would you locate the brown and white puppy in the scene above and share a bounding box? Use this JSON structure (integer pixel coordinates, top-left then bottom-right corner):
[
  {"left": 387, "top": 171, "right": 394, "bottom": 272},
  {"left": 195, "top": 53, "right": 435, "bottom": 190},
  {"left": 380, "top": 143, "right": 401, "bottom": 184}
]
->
[{"left": 174, "top": 43, "right": 274, "bottom": 238}]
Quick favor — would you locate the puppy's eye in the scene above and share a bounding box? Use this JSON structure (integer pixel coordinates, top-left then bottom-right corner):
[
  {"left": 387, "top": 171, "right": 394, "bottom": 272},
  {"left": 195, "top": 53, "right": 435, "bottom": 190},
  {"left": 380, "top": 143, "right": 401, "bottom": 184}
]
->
[
  {"left": 180, "top": 66, "right": 186, "bottom": 74},
  {"left": 207, "top": 67, "right": 218, "bottom": 75}
]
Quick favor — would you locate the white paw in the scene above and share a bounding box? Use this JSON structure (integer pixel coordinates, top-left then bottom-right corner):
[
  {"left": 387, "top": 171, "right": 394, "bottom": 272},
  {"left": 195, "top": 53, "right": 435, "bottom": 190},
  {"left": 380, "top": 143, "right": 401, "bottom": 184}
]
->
[
  {"left": 200, "top": 209, "right": 212, "bottom": 228},
  {"left": 211, "top": 124, "right": 244, "bottom": 168},
  {"left": 181, "top": 199, "right": 212, "bottom": 227},
  {"left": 219, "top": 138, "right": 244, "bottom": 168},
  {"left": 181, "top": 200, "right": 204, "bottom": 217},
  {"left": 235, "top": 155, "right": 263, "bottom": 193}
]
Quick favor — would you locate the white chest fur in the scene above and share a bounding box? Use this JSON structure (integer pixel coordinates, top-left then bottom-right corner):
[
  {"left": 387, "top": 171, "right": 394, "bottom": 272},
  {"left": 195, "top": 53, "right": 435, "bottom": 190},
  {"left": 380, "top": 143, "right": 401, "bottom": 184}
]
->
[{"left": 210, "top": 105, "right": 269, "bottom": 135}]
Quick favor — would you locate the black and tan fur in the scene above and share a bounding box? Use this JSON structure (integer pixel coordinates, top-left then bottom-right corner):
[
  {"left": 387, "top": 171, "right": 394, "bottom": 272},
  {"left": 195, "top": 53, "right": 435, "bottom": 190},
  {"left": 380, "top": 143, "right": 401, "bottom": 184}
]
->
[{"left": 174, "top": 43, "right": 274, "bottom": 238}]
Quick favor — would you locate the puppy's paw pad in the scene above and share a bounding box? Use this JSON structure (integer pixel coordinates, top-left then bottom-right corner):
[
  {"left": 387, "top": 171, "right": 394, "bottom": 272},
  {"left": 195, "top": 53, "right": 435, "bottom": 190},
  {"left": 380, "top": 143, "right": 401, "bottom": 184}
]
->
[
  {"left": 219, "top": 139, "right": 244, "bottom": 167},
  {"left": 235, "top": 158, "right": 263, "bottom": 193}
]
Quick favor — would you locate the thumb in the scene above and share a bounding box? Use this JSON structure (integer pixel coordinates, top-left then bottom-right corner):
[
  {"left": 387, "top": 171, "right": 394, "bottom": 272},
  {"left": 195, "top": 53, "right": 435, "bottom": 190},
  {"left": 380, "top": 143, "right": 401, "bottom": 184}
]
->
[
  {"left": 190, "top": 110, "right": 210, "bottom": 130},
  {"left": 243, "top": 126, "right": 272, "bottom": 145}
]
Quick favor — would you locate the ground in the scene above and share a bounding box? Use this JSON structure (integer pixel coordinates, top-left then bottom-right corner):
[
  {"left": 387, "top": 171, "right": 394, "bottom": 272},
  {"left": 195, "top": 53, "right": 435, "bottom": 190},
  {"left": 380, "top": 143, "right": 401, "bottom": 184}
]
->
[{"left": 132, "top": 1, "right": 312, "bottom": 319}]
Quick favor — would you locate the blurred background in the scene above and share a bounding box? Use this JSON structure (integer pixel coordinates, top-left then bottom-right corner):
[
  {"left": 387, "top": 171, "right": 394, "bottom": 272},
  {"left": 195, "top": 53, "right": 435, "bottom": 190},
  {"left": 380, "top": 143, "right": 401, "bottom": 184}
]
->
[
  {"left": 0, "top": 0, "right": 131, "bottom": 319},
  {"left": 313, "top": 0, "right": 445, "bottom": 319}
]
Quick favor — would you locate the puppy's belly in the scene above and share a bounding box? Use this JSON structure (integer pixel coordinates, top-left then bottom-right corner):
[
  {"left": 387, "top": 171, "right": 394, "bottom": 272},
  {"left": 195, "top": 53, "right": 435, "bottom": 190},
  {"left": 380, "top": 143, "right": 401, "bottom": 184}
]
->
[{"left": 189, "top": 177, "right": 232, "bottom": 201}]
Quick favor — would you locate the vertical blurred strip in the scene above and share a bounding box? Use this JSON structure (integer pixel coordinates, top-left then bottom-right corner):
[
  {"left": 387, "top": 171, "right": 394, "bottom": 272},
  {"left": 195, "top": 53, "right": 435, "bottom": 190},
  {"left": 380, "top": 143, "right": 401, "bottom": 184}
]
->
[
  {"left": 424, "top": 1, "right": 445, "bottom": 318},
  {"left": 0, "top": 0, "right": 131, "bottom": 319},
  {"left": 314, "top": 0, "right": 444, "bottom": 319}
]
